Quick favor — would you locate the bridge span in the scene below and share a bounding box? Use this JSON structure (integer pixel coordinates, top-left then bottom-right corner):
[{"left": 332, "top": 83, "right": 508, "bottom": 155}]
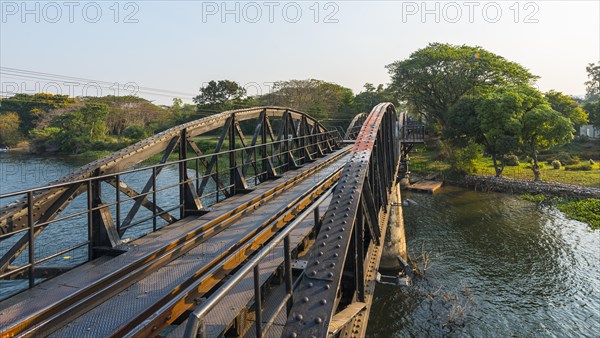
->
[{"left": 0, "top": 103, "right": 424, "bottom": 337}]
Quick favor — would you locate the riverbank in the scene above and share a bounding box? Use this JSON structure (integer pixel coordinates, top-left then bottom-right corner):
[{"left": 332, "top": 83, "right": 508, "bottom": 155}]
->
[{"left": 456, "top": 175, "right": 600, "bottom": 199}]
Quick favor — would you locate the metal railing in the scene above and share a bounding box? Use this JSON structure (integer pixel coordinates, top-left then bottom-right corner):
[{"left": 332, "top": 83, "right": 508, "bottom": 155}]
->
[
  {"left": 0, "top": 130, "right": 340, "bottom": 298},
  {"left": 184, "top": 186, "right": 335, "bottom": 338},
  {"left": 400, "top": 124, "right": 425, "bottom": 143}
]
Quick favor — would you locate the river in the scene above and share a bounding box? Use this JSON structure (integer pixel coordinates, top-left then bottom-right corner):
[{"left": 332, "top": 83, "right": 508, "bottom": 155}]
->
[
  {"left": 1, "top": 154, "right": 599, "bottom": 336},
  {"left": 368, "top": 186, "right": 599, "bottom": 337}
]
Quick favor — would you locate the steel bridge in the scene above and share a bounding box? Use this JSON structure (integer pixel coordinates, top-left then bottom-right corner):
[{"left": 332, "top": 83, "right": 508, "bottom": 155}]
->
[{"left": 0, "top": 103, "right": 424, "bottom": 338}]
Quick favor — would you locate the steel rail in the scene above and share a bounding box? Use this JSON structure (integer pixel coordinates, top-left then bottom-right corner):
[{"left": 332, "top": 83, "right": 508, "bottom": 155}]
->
[
  {"left": 122, "top": 164, "right": 345, "bottom": 338},
  {"left": 4, "top": 148, "right": 350, "bottom": 338},
  {"left": 183, "top": 186, "right": 336, "bottom": 338}
]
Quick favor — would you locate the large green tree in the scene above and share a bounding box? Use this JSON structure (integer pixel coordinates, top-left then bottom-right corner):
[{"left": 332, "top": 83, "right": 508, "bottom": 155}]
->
[
  {"left": 51, "top": 103, "right": 110, "bottom": 153},
  {"left": 386, "top": 43, "right": 537, "bottom": 131},
  {"left": 545, "top": 90, "right": 588, "bottom": 126},
  {"left": 521, "top": 105, "right": 574, "bottom": 181},
  {"left": 447, "top": 85, "right": 542, "bottom": 177},
  {"left": 193, "top": 80, "right": 247, "bottom": 110}
]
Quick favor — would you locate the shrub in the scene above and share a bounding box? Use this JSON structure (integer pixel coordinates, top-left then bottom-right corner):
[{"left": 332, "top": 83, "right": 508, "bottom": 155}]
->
[
  {"left": 556, "top": 152, "right": 580, "bottom": 165},
  {"left": 565, "top": 164, "right": 593, "bottom": 171},
  {"left": 551, "top": 160, "right": 561, "bottom": 169},
  {"left": 124, "top": 125, "right": 148, "bottom": 141},
  {"left": 502, "top": 154, "right": 520, "bottom": 166},
  {"left": 447, "top": 142, "right": 482, "bottom": 176}
]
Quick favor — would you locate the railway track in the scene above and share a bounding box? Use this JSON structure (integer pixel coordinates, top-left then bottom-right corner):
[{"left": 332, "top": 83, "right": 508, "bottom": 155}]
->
[{"left": 0, "top": 147, "right": 350, "bottom": 338}]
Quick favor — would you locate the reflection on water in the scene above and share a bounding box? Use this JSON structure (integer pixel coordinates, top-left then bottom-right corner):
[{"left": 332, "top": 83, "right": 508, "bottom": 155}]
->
[{"left": 368, "top": 186, "right": 600, "bottom": 337}]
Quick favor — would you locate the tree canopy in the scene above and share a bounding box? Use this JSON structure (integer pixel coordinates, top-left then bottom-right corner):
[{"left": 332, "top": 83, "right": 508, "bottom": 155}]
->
[
  {"left": 0, "top": 93, "right": 76, "bottom": 133},
  {"left": 583, "top": 61, "right": 600, "bottom": 128},
  {"left": 193, "top": 80, "right": 248, "bottom": 110},
  {"left": 545, "top": 90, "right": 588, "bottom": 126},
  {"left": 386, "top": 43, "right": 537, "bottom": 130}
]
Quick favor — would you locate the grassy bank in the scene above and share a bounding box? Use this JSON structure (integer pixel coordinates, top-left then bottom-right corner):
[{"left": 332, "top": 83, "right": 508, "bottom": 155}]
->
[{"left": 408, "top": 147, "right": 600, "bottom": 188}]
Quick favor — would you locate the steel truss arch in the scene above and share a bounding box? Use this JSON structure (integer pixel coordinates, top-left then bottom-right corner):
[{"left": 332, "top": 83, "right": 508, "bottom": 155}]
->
[
  {"left": 282, "top": 102, "right": 402, "bottom": 337},
  {"left": 0, "top": 107, "right": 337, "bottom": 275}
]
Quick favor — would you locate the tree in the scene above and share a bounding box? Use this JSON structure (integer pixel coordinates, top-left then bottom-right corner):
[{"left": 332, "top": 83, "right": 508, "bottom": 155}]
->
[
  {"left": 193, "top": 80, "right": 247, "bottom": 109},
  {"left": 51, "top": 103, "right": 109, "bottom": 153},
  {"left": 0, "top": 112, "right": 22, "bottom": 147},
  {"left": 585, "top": 62, "right": 600, "bottom": 101},
  {"left": 522, "top": 105, "right": 574, "bottom": 181},
  {"left": 258, "top": 79, "right": 355, "bottom": 125},
  {"left": 583, "top": 62, "right": 600, "bottom": 128},
  {"left": 353, "top": 83, "right": 396, "bottom": 114},
  {"left": 583, "top": 100, "right": 600, "bottom": 128},
  {"left": 386, "top": 43, "right": 537, "bottom": 131},
  {"left": 86, "top": 96, "right": 167, "bottom": 135},
  {"left": 545, "top": 90, "right": 588, "bottom": 126},
  {"left": 447, "top": 86, "right": 539, "bottom": 177},
  {"left": 0, "top": 93, "right": 75, "bottom": 133}
]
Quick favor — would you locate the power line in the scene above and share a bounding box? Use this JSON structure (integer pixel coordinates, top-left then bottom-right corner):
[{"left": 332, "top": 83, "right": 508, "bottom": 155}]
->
[{"left": 0, "top": 67, "right": 198, "bottom": 99}]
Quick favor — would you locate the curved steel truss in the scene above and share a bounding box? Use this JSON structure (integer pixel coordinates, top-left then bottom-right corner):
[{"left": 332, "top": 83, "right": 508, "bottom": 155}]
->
[
  {"left": 282, "top": 103, "right": 402, "bottom": 337},
  {"left": 343, "top": 113, "right": 368, "bottom": 140},
  {"left": 0, "top": 107, "right": 338, "bottom": 285}
]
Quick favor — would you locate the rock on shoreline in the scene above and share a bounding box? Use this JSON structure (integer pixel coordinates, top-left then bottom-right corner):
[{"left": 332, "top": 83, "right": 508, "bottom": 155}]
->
[{"left": 455, "top": 175, "right": 600, "bottom": 199}]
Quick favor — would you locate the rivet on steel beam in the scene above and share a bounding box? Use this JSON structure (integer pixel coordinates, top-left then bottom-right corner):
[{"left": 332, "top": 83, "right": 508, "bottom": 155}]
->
[
  {"left": 308, "top": 282, "right": 314, "bottom": 287},
  {"left": 315, "top": 317, "right": 323, "bottom": 324},
  {"left": 319, "top": 251, "right": 324, "bottom": 256},
  {"left": 315, "top": 260, "right": 320, "bottom": 265},
  {"left": 321, "top": 299, "right": 327, "bottom": 305},
  {"left": 302, "top": 296, "right": 309, "bottom": 303},
  {"left": 296, "top": 314, "right": 304, "bottom": 321},
  {"left": 324, "top": 284, "right": 330, "bottom": 289}
]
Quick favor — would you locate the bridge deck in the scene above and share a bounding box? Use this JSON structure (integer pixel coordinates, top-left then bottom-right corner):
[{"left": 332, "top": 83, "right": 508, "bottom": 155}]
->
[
  {"left": 166, "top": 197, "right": 332, "bottom": 338},
  {"left": 0, "top": 148, "right": 350, "bottom": 338}
]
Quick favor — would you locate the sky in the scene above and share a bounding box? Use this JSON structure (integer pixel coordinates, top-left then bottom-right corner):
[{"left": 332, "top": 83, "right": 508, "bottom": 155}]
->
[{"left": 1, "top": 0, "right": 599, "bottom": 105}]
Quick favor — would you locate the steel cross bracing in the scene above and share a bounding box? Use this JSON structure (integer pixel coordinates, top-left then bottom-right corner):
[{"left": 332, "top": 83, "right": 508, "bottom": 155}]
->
[
  {"left": 0, "top": 107, "right": 338, "bottom": 293},
  {"left": 281, "top": 103, "right": 401, "bottom": 338}
]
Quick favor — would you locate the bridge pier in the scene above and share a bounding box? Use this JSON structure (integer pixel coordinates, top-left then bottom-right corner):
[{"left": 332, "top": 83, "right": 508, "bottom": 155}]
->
[{"left": 380, "top": 182, "right": 408, "bottom": 271}]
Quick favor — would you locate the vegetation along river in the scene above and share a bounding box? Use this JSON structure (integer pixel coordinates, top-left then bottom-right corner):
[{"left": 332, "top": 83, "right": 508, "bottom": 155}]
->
[{"left": 1, "top": 154, "right": 598, "bottom": 337}]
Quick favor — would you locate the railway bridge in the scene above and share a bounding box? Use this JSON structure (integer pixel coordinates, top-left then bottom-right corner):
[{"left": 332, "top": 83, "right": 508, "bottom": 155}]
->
[{"left": 0, "top": 103, "right": 424, "bottom": 338}]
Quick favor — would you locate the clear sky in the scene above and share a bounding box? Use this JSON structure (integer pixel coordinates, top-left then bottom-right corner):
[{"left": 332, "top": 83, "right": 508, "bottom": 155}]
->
[{"left": 1, "top": 0, "right": 599, "bottom": 104}]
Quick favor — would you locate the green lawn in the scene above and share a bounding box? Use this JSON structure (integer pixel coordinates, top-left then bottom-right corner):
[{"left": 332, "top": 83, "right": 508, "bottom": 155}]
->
[{"left": 408, "top": 147, "right": 600, "bottom": 188}]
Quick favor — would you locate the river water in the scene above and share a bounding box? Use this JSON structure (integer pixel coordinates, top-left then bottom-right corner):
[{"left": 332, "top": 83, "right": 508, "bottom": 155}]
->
[
  {"left": 368, "top": 186, "right": 599, "bottom": 337},
  {"left": 1, "top": 154, "right": 599, "bottom": 336}
]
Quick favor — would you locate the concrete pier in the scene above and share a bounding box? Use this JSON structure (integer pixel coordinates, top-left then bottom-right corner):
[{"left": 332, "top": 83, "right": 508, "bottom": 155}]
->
[{"left": 380, "top": 182, "right": 408, "bottom": 270}]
